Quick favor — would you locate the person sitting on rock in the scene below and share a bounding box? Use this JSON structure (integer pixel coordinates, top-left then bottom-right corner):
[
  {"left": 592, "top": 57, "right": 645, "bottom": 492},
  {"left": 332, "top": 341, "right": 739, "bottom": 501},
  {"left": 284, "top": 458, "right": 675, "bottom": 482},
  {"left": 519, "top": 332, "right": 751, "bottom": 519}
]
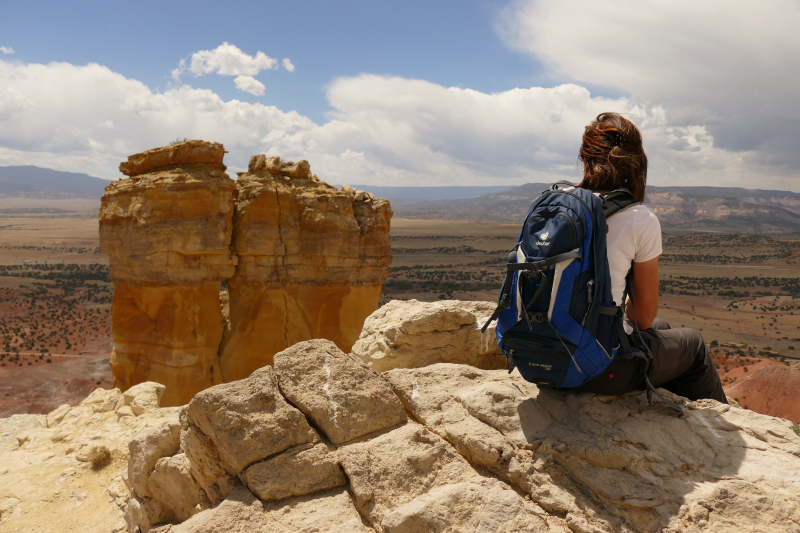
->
[{"left": 570, "top": 112, "right": 727, "bottom": 403}]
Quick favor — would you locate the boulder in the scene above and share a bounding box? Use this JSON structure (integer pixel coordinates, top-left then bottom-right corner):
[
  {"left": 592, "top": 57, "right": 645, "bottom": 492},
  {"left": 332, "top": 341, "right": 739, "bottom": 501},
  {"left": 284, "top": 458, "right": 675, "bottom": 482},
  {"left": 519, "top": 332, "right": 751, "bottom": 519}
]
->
[
  {"left": 179, "top": 424, "right": 238, "bottom": 504},
  {"left": 240, "top": 442, "right": 346, "bottom": 501},
  {"left": 352, "top": 299, "right": 505, "bottom": 372},
  {"left": 165, "top": 486, "right": 372, "bottom": 533},
  {"left": 149, "top": 454, "right": 211, "bottom": 523},
  {"left": 217, "top": 157, "right": 392, "bottom": 380},
  {"left": 273, "top": 339, "right": 407, "bottom": 444},
  {"left": 185, "top": 366, "right": 319, "bottom": 474},
  {"left": 128, "top": 418, "right": 182, "bottom": 499}
]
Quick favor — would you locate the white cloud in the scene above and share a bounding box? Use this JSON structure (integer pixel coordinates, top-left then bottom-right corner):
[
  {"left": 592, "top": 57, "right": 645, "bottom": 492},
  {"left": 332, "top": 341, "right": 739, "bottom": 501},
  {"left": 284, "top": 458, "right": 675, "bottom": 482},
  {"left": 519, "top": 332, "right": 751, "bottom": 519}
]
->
[
  {"left": 234, "top": 75, "right": 265, "bottom": 96},
  {"left": 189, "top": 42, "right": 277, "bottom": 77},
  {"left": 497, "top": 0, "right": 800, "bottom": 169},
  {"left": 282, "top": 58, "right": 295, "bottom": 72},
  {"left": 0, "top": 47, "right": 13, "bottom": 55},
  {"left": 0, "top": 59, "right": 795, "bottom": 191}
]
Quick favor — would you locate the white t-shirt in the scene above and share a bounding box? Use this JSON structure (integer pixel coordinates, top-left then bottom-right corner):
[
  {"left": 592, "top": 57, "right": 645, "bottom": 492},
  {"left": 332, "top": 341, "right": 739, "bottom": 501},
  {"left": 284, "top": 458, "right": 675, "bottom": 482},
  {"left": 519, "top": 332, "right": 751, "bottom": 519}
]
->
[{"left": 605, "top": 203, "right": 662, "bottom": 331}]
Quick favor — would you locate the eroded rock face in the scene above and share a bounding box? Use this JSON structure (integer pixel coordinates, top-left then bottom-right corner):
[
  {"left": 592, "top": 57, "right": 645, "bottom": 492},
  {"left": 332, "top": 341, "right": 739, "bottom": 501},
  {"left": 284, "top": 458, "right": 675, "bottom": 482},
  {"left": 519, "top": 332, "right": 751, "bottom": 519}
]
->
[
  {"left": 113, "top": 334, "right": 800, "bottom": 533},
  {"left": 100, "top": 140, "right": 236, "bottom": 406},
  {"left": 101, "top": 146, "right": 392, "bottom": 406},
  {"left": 273, "top": 339, "right": 407, "bottom": 444},
  {"left": 352, "top": 299, "right": 505, "bottom": 372},
  {"left": 218, "top": 156, "right": 392, "bottom": 381}
]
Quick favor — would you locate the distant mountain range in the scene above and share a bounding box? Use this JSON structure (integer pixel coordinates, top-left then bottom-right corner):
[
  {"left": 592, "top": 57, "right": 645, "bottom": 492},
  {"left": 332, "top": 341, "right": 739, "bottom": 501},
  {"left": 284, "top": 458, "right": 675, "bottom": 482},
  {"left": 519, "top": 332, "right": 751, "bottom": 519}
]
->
[
  {"left": 6, "top": 166, "right": 800, "bottom": 234},
  {"left": 391, "top": 183, "right": 800, "bottom": 234},
  {"left": 0, "top": 166, "right": 110, "bottom": 199}
]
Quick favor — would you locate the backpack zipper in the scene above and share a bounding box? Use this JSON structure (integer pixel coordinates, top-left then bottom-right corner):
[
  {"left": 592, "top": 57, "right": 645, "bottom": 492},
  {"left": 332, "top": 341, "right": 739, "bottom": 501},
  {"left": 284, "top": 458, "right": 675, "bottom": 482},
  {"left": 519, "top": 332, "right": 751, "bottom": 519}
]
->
[
  {"left": 582, "top": 279, "right": 594, "bottom": 326},
  {"left": 556, "top": 212, "right": 578, "bottom": 248}
]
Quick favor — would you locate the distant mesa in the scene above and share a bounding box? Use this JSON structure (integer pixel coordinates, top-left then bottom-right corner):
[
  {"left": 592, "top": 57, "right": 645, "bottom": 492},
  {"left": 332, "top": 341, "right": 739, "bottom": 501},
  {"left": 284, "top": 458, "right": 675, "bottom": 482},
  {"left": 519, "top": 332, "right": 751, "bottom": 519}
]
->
[{"left": 99, "top": 140, "right": 392, "bottom": 406}]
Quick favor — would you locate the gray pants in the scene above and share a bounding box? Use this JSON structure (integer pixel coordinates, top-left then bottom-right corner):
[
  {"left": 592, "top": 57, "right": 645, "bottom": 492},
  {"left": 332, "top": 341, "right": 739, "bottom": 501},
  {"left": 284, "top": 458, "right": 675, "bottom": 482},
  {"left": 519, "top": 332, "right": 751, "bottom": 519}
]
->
[{"left": 575, "top": 318, "right": 728, "bottom": 403}]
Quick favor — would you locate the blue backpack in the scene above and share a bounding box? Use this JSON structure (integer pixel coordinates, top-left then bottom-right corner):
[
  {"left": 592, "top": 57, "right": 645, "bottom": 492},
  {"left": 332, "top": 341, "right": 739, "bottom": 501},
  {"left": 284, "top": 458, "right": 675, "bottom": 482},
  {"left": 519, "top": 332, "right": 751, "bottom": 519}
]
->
[{"left": 482, "top": 184, "right": 682, "bottom": 412}]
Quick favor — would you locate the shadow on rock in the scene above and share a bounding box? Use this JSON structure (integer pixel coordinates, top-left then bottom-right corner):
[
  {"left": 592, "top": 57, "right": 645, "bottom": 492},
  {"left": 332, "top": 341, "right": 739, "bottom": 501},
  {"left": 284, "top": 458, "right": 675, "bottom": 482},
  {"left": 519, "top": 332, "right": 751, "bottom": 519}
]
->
[{"left": 386, "top": 363, "right": 800, "bottom": 533}]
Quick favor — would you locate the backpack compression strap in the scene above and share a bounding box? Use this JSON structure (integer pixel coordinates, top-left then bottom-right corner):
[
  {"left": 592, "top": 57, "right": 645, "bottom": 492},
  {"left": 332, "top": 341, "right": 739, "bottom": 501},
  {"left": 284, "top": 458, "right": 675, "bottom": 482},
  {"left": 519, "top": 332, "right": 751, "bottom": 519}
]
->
[{"left": 480, "top": 250, "right": 583, "bottom": 333}]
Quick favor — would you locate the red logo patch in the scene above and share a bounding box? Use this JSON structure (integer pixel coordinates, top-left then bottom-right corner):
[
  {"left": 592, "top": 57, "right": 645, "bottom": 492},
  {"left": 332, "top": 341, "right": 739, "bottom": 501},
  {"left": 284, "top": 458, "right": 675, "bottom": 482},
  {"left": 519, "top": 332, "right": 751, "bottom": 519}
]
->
[{"left": 608, "top": 372, "right": 616, "bottom": 379}]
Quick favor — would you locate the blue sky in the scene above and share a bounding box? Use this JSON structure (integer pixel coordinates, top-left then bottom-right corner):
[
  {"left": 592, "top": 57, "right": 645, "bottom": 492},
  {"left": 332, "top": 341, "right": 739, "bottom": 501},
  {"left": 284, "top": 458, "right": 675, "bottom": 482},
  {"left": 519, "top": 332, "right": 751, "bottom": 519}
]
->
[
  {"left": 1, "top": 0, "right": 799, "bottom": 190},
  {"left": 3, "top": 0, "right": 559, "bottom": 122}
]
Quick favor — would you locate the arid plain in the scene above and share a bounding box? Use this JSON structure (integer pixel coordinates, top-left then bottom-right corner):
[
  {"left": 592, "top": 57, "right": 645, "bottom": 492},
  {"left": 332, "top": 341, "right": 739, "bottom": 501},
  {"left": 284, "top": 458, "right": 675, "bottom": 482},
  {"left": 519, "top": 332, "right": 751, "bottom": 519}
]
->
[{"left": 1, "top": 199, "right": 799, "bottom": 424}]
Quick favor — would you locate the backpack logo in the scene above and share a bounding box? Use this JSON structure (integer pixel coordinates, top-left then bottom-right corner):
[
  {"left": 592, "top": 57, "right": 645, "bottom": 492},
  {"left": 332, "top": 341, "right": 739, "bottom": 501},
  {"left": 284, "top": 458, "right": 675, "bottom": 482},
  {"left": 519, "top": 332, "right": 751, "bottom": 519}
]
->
[{"left": 536, "top": 231, "right": 550, "bottom": 246}]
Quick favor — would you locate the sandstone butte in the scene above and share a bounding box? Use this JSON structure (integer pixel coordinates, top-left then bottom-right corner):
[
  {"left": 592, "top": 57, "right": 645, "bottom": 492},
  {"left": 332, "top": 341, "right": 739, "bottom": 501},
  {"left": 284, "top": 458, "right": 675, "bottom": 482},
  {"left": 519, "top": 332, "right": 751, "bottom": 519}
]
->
[
  {"left": 1, "top": 300, "right": 799, "bottom": 533},
  {"left": 99, "top": 141, "right": 392, "bottom": 406},
  {"left": 219, "top": 154, "right": 392, "bottom": 383}
]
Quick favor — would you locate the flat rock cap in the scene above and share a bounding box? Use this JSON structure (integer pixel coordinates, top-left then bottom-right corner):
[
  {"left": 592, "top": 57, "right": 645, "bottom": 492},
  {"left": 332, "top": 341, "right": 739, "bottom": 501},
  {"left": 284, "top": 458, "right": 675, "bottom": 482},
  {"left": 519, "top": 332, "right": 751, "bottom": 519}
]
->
[{"left": 120, "top": 140, "right": 226, "bottom": 176}]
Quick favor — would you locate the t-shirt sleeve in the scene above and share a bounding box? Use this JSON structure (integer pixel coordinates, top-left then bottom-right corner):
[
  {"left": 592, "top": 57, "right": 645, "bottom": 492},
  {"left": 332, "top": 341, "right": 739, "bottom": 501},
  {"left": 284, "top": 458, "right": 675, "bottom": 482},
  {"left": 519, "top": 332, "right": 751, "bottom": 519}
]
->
[{"left": 634, "top": 208, "right": 662, "bottom": 263}]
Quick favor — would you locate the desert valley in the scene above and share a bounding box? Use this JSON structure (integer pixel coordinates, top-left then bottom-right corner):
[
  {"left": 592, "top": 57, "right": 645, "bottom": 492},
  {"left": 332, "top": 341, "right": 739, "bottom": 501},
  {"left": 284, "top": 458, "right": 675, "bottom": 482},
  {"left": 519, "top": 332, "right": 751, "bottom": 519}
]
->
[{"left": 0, "top": 167, "right": 799, "bottom": 425}]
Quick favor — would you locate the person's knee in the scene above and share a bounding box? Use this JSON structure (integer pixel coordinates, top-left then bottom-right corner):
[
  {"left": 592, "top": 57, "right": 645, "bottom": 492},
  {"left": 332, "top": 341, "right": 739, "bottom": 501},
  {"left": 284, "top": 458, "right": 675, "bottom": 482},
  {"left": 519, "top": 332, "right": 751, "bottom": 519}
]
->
[
  {"left": 684, "top": 329, "right": 708, "bottom": 361},
  {"left": 651, "top": 317, "right": 671, "bottom": 331}
]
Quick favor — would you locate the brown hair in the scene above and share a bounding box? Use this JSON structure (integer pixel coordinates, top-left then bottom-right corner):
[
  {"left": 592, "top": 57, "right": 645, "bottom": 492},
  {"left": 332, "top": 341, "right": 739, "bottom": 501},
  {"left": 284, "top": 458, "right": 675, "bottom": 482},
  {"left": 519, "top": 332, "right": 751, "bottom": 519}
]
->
[{"left": 577, "top": 113, "right": 647, "bottom": 202}]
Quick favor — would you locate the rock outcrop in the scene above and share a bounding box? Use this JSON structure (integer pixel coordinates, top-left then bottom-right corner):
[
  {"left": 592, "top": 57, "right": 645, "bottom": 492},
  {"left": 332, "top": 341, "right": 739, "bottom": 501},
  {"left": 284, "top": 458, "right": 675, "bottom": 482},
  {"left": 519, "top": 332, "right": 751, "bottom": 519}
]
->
[
  {"left": 110, "top": 339, "right": 799, "bottom": 533},
  {"left": 3, "top": 334, "right": 800, "bottom": 532},
  {"left": 217, "top": 156, "right": 392, "bottom": 381},
  {"left": 99, "top": 141, "right": 237, "bottom": 406},
  {"left": 100, "top": 144, "right": 392, "bottom": 404},
  {"left": 0, "top": 383, "right": 177, "bottom": 533},
  {"left": 353, "top": 299, "right": 505, "bottom": 372}
]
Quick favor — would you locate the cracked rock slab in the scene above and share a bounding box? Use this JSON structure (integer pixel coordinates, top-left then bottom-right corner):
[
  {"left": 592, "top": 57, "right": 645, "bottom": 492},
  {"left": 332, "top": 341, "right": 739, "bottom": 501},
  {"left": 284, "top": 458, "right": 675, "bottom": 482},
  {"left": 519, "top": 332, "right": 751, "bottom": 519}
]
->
[
  {"left": 384, "top": 363, "right": 800, "bottom": 533},
  {"left": 186, "top": 366, "right": 319, "bottom": 474},
  {"left": 337, "top": 423, "right": 555, "bottom": 532},
  {"left": 168, "top": 485, "right": 373, "bottom": 533},
  {"left": 274, "top": 339, "right": 407, "bottom": 445},
  {"left": 241, "top": 443, "right": 346, "bottom": 501}
]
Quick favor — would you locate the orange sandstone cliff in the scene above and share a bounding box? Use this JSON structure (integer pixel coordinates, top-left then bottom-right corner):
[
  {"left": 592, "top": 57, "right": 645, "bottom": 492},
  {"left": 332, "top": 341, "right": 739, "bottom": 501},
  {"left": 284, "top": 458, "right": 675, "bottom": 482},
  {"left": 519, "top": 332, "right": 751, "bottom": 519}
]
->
[
  {"left": 99, "top": 143, "right": 392, "bottom": 405},
  {"left": 99, "top": 141, "right": 237, "bottom": 407},
  {"left": 217, "top": 155, "right": 392, "bottom": 381}
]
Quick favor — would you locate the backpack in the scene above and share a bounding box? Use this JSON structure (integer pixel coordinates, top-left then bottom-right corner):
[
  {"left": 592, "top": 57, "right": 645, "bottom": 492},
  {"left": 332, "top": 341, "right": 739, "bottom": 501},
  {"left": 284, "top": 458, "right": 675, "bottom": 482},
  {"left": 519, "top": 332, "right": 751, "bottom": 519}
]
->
[{"left": 481, "top": 183, "right": 682, "bottom": 413}]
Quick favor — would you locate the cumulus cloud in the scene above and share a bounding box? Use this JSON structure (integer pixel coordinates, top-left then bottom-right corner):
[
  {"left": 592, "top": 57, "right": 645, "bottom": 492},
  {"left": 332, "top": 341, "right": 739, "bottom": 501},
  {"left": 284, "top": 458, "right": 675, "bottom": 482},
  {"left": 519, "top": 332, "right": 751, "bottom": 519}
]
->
[
  {"left": 282, "top": 58, "right": 295, "bottom": 72},
  {"left": 0, "top": 59, "right": 313, "bottom": 178},
  {"left": 234, "top": 75, "right": 266, "bottom": 96},
  {"left": 497, "top": 0, "right": 800, "bottom": 170},
  {"left": 1, "top": 58, "right": 779, "bottom": 190},
  {"left": 189, "top": 42, "right": 277, "bottom": 76},
  {"left": 0, "top": 47, "right": 13, "bottom": 55}
]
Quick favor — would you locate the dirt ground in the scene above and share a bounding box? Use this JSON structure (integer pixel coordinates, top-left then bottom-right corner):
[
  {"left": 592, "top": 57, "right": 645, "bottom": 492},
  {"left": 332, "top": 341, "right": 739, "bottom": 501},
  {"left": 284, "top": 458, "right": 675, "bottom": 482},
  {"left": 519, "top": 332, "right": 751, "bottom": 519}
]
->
[{"left": 0, "top": 200, "right": 112, "bottom": 416}]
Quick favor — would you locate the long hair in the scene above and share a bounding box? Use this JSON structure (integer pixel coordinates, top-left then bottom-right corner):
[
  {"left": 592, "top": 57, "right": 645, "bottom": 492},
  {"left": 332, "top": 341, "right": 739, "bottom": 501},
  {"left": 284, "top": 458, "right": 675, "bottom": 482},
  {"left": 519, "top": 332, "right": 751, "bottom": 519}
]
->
[{"left": 577, "top": 113, "right": 647, "bottom": 202}]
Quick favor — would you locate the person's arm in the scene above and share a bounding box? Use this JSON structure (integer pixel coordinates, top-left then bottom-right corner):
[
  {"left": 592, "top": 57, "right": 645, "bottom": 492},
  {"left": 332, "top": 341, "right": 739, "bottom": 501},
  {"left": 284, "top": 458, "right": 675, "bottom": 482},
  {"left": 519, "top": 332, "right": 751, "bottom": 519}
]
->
[{"left": 625, "top": 255, "right": 659, "bottom": 329}]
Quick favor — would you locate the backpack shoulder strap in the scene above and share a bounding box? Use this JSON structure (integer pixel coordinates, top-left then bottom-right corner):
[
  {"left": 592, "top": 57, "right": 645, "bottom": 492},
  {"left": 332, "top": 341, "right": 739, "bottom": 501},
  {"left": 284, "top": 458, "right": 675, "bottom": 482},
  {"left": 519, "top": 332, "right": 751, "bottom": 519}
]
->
[{"left": 599, "top": 188, "right": 639, "bottom": 219}]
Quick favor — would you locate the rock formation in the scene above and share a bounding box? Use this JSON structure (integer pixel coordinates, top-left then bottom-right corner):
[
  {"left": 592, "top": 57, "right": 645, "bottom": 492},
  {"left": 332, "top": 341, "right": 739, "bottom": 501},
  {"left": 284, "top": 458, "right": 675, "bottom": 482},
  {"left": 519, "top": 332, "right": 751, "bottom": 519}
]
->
[
  {"left": 100, "top": 144, "right": 392, "bottom": 404},
  {"left": 110, "top": 336, "right": 798, "bottom": 533},
  {"left": 2, "top": 324, "right": 800, "bottom": 532},
  {"left": 217, "top": 155, "right": 392, "bottom": 381},
  {"left": 352, "top": 299, "right": 505, "bottom": 372},
  {"left": 99, "top": 141, "right": 237, "bottom": 407},
  {"left": 0, "top": 382, "right": 178, "bottom": 533}
]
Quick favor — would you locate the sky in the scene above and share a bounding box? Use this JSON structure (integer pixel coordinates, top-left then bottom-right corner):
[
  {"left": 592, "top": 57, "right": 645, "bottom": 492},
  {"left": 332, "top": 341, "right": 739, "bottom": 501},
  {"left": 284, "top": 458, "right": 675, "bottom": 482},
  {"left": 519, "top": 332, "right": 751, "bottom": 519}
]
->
[{"left": 1, "top": 0, "right": 799, "bottom": 190}]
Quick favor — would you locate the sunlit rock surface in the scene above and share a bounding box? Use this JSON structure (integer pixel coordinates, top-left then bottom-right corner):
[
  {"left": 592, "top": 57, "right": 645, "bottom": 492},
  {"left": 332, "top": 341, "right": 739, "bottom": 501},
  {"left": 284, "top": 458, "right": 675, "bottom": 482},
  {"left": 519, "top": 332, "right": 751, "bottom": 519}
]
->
[
  {"left": 99, "top": 141, "right": 236, "bottom": 406},
  {"left": 218, "top": 156, "right": 392, "bottom": 381}
]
